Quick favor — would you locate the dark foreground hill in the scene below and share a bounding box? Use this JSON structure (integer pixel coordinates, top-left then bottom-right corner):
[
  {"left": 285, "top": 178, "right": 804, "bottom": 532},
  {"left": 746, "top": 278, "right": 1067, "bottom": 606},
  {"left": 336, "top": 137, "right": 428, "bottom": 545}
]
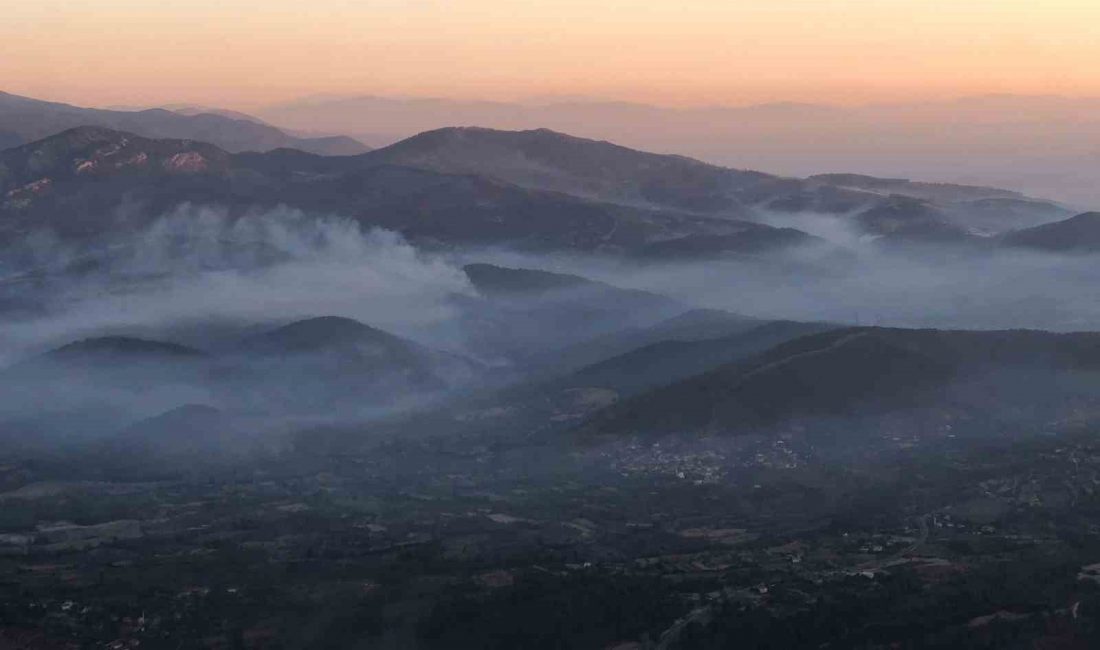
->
[
  {"left": 110, "top": 405, "right": 235, "bottom": 459},
  {"left": 96, "top": 405, "right": 277, "bottom": 473},
  {"left": 1001, "top": 212, "right": 1100, "bottom": 253},
  {"left": 563, "top": 319, "right": 835, "bottom": 397},
  {"left": 584, "top": 327, "right": 1100, "bottom": 436}
]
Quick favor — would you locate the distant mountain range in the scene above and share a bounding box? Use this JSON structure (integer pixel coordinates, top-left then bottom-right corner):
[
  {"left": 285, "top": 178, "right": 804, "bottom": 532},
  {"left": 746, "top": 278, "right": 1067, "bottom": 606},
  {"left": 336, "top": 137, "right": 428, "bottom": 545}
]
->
[
  {"left": 0, "top": 91, "right": 369, "bottom": 156},
  {"left": 255, "top": 94, "right": 1100, "bottom": 207},
  {"left": 1, "top": 124, "right": 1084, "bottom": 256}
]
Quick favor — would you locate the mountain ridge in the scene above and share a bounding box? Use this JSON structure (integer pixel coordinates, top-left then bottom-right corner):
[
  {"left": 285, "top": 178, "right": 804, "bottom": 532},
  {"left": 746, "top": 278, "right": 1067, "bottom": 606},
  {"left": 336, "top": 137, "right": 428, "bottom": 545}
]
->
[
  {"left": 0, "top": 124, "right": 1077, "bottom": 254},
  {"left": 0, "top": 91, "right": 369, "bottom": 156},
  {"left": 0, "top": 126, "right": 828, "bottom": 255}
]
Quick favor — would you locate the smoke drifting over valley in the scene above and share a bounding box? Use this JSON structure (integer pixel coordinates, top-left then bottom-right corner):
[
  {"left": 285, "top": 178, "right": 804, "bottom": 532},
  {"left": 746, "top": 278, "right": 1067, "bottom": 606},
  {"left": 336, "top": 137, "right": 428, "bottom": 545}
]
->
[
  {"left": 0, "top": 197, "right": 1097, "bottom": 463},
  {"left": 0, "top": 207, "right": 473, "bottom": 362},
  {"left": 5, "top": 118, "right": 1100, "bottom": 649},
  {"left": 0, "top": 207, "right": 489, "bottom": 444},
  {"left": 7, "top": 199, "right": 1100, "bottom": 370},
  {"left": 462, "top": 236, "right": 1100, "bottom": 333}
]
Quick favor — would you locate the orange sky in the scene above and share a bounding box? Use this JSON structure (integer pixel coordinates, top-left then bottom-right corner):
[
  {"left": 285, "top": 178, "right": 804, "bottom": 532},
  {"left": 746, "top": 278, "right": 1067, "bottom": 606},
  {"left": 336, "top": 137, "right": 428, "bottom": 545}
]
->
[{"left": 5, "top": 0, "right": 1100, "bottom": 109}]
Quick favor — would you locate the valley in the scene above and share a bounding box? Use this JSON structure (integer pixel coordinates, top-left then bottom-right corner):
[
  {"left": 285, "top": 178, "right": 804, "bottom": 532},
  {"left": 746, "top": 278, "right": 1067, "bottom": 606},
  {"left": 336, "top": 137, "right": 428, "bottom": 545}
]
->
[{"left": 2, "top": 111, "right": 1100, "bottom": 649}]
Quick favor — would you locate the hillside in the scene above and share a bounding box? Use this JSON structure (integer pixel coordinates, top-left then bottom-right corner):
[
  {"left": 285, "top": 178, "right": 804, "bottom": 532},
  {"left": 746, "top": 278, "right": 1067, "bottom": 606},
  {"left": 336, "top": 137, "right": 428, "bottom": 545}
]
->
[
  {"left": 254, "top": 93, "right": 1100, "bottom": 206},
  {"left": 109, "top": 404, "right": 235, "bottom": 460},
  {"left": 531, "top": 309, "right": 763, "bottom": 375},
  {"left": 463, "top": 263, "right": 595, "bottom": 296},
  {"left": 364, "top": 126, "right": 769, "bottom": 214},
  {"left": 7, "top": 335, "right": 207, "bottom": 386},
  {"left": 233, "top": 316, "right": 477, "bottom": 382},
  {"left": 563, "top": 320, "right": 835, "bottom": 397},
  {"left": 0, "top": 316, "right": 485, "bottom": 437},
  {"left": 225, "top": 316, "right": 482, "bottom": 410},
  {"left": 1001, "top": 212, "right": 1100, "bottom": 253},
  {"left": 454, "top": 264, "right": 685, "bottom": 365},
  {"left": 39, "top": 336, "right": 204, "bottom": 363},
  {"left": 362, "top": 127, "right": 1068, "bottom": 241},
  {"left": 0, "top": 125, "right": 1078, "bottom": 256},
  {"left": 584, "top": 327, "right": 1100, "bottom": 436},
  {"left": 0, "top": 127, "right": 816, "bottom": 255}
]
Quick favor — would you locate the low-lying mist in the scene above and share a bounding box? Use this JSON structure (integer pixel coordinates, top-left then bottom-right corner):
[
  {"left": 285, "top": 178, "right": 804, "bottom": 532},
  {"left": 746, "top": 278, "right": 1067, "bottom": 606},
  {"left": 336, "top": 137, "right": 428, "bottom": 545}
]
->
[
  {"left": 0, "top": 205, "right": 474, "bottom": 363},
  {"left": 468, "top": 223, "right": 1100, "bottom": 332},
  {"left": 8, "top": 205, "right": 1100, "bottom": 367},
  {"left": 4, "top": 203, "right": 1100, "bottom": 454}
]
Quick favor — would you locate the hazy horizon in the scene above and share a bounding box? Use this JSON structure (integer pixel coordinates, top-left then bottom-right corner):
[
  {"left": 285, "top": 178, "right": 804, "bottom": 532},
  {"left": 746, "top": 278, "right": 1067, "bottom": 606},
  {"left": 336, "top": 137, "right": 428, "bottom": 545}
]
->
[
  {"left": 16, "top": 88, "right": 1100, "bottom": 116},
  {"left": 8, "top": 0, "right": 1100, "bottom": 207},
  {"left": 8, "top": 0, "right": 1100, "bottom": 109}
]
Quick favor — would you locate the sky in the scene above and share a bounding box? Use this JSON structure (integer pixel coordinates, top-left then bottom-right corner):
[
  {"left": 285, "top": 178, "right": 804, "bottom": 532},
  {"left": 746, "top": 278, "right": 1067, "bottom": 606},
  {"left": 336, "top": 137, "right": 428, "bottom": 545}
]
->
[{"left": 5, "top": 0, "right": 1100, "bottom": 109}]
